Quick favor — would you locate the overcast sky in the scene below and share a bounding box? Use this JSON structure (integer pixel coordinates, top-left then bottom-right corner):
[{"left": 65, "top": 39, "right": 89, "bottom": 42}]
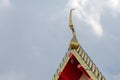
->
[{"left": 0, "top": 0, "right": 120, "bottom": 80}]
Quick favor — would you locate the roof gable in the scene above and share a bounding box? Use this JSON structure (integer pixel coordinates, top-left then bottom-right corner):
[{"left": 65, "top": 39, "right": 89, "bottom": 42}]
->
[{"left": 52, "top": 46, "right": 105, "bottom": 80}]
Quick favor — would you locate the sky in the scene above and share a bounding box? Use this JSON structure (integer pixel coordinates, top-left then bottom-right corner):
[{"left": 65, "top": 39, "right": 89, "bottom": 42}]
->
[{"left": 0, "top": 0, "right": 120, "bottom": 80}]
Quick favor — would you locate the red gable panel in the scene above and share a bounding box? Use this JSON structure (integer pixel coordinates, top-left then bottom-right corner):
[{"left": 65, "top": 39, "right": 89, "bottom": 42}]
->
[{"left": 58, "top": 53, "right": 91, "bottom": 80}]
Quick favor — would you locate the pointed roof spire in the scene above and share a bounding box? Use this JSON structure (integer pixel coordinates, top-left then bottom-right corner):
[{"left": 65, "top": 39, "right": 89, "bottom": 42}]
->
[{"left": 69, "top": 9, "right": 79, "bottom": 50}]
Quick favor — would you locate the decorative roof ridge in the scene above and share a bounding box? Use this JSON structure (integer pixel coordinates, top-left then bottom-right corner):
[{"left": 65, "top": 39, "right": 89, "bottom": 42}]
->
[
  {"left": 75, "top": 46, "right": 106, "bottom": 80},
  {"left": 68, "top": 8, "right": 106, "bottom": 79}
]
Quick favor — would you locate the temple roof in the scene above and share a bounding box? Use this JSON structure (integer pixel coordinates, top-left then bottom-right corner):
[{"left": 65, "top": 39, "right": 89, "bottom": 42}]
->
[
  {"left": 52, "top": 45, "right": 105, "bottom": 80},
  {"left": 52, "top": 9, "right": 105, "bottom": 80}
]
